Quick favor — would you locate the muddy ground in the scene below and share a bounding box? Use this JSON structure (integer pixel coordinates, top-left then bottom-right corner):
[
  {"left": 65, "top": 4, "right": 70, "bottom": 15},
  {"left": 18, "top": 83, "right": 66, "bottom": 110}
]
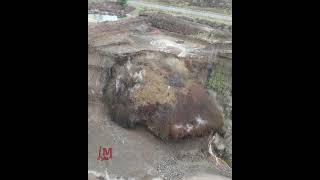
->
[
  {"left": 89, "top": 102, "right": 231, "bottom": 179},
  {"left": 88, "top": 11, "right": 231, "bottom": 180}
]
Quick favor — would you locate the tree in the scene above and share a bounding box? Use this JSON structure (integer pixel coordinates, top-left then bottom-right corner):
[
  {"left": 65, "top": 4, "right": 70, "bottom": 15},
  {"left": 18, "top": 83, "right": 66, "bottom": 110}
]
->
[{"left": 118, "top": 0, "right": 128, "bottom": 6}]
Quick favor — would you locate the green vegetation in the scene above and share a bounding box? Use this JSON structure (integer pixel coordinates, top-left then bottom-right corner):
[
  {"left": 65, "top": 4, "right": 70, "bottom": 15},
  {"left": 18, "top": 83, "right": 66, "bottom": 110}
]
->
[
  {"left": 118, "top": 0, "right": 128, "bottom": 6},
  {"left": 130, "top": 5, "right": 146, "bottom": 16},
  {"left": 137, "top": 7, "right": 231, "bottom": 26},
  {"left": 88, "top": 0, "right": 103, "bottom": 3},
  {"left": 142, "top": 0, "right": 232, "bottom": 15},
  {"left": 207, "top": 62, "right": 232, "bottom": 119},
  {"left": 207, "top": 65, "right": 231, "bottom": 99}
]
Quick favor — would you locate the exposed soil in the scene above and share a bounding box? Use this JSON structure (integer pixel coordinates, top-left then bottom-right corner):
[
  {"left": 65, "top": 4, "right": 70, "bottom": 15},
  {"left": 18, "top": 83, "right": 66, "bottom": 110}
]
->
[
  {"left": 88, "top": 12, "right": 232, "bottom": 179},
  {"left": 89, "top": 102, "right": 231, "bottom": 180}
]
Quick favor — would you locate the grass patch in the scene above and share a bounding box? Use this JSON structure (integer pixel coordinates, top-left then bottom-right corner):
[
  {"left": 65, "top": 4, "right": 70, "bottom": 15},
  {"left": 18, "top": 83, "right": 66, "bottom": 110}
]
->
[
  {"left": 138, "top": 7, "right": 231, "bottom": 26},
  {"left": 207, "top": 62, "right": 232, "bottom": 119},
  {"left": 142, "top": 0, "right": 232, "bottom": 15},
  {"left": 88, "top": 0, "right": 104, "bottom": 4},
  {"left": 131, "top": 69, "right": 176, "bottom": 107},
  {"left": 129, "top": 4, "right": 147, "bottom": 16}
]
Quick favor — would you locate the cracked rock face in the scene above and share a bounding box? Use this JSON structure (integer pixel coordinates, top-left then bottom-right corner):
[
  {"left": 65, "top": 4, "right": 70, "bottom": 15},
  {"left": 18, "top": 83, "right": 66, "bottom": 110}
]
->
[{"left": 103, "top": 51, "right": 224, "bottom": 139}]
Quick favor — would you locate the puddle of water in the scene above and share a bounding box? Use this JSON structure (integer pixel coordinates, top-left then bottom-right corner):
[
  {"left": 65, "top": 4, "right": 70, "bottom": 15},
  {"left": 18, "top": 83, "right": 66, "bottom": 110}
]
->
[{"left": 88, "top": 13, "right": 118, "bottom": 22}]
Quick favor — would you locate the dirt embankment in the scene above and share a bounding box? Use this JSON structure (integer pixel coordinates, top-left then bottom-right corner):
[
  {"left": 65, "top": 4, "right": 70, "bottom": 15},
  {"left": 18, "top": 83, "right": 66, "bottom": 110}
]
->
[
  {"left": 159, "top": 0, "right": 232, "bottom": 9},
  {"left": 141, "top": 12, "right": 207, "bottom": 35},
  {"left": 88, "top": 13, "right": 232, "bottom": 175},
  {"left": 88, "top": 13, "right": 229, "bottom": 139},
  {"left": 140, "top": 13, "right": 232, "bottom": 44},
  {"left": 88, "top": 1, "right": 135, "bottom": 16},
  {"left": 178, "top": 16, "right": 232, "bottom": 33}
]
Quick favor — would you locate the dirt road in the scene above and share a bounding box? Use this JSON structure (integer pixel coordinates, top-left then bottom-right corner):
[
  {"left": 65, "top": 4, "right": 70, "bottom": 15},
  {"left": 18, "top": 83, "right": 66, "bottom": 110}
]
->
[{"left": 128, "top": 0, "right": 232, "bottom": 22}]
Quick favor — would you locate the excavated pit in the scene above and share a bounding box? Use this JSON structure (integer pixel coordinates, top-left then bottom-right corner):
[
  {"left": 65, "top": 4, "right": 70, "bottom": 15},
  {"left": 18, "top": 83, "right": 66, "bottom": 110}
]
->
[
  {"left": 88, "top": 12, "right": 232, "bottom": 178},
  {"left": 88, "top": 14, "right": 230, "bottom": 140}
]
